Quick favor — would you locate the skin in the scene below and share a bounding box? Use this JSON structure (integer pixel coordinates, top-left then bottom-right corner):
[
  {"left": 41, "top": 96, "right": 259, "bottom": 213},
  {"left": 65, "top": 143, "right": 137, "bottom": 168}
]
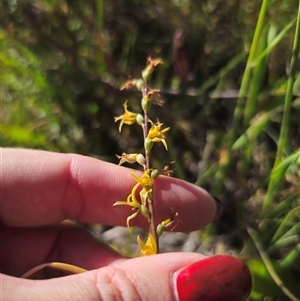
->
[{"left": 1, "top": 148, "right": 218, "bottom": 301}]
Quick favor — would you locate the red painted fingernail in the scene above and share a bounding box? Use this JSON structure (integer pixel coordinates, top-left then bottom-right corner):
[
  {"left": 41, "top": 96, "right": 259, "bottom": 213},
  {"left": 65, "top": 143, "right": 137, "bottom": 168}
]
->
[{"left": 174, "top": 255, "right": 252, "bottom": 301}]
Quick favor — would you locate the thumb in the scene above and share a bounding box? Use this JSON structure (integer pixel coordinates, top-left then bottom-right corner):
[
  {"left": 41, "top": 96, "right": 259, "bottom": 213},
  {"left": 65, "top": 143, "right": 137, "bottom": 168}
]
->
[{"left": 3, "top": 254, "right": 251, "bottom": 301}]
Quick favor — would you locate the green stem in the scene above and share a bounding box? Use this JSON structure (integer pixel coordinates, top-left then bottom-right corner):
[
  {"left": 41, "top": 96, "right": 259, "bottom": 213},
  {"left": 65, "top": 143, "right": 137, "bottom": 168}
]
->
[{"left": 95, "top": 0, "right": 103, "bottom": 28}]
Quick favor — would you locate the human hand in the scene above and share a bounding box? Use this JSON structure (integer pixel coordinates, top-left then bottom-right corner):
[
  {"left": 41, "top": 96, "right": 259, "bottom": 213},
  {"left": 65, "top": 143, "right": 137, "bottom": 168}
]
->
[{"left": 1, "top": 148, "right": 251, "bottom": 301}]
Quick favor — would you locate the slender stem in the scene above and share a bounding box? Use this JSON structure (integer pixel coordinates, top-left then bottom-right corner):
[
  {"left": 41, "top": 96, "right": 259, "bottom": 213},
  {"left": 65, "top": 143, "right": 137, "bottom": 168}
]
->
[
  {"left": 142, "top": 85, "right": 150, "bottom": 170},
  {"left": 143, "top": 114, "right": 150, "bottom": 170},
  {"left": 142, "top": 83, "right": 159, "bottom": 252},
  {"left": 148, "top": 194, "right": 159, "bottom": 253}
]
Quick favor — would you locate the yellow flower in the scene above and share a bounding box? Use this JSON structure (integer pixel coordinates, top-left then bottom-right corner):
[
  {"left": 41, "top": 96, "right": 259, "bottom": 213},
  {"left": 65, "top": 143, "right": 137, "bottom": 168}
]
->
[
  {"left": 113, "top": 183, "right": 141, "bottom": 230},
  {"left": 137, "top": 233, "right": 157, "bottom": 256},
  {"left": 113, "top": 170, "right": 155, "bottom": 231},
  {"left": 114, "top": 101, "right": 137, "bottom": 132},
  {"left": 147, "top": 120, "right": 170, "bottom": 150},
  {"left": 131, "top": 171, "right": 154, "bottom": 205},
  {"left": 131, "top": 170, "right": 154, "bottom": 192}
]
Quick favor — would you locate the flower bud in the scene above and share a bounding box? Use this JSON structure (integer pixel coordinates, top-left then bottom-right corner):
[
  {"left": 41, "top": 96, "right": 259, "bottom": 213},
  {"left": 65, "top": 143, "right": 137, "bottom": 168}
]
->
[
  {"left": 140, "top": 205, "right": 150, "bottom": 219},
  {"left": 151, "top": 169, "right": 160, "bottom": 179},
  {"left": 136, "top": 113, "right": 144, "bottom": 126},
  {"left": 116, "top": 152, "right": 140, "bottom": 165},
  {"left": 156, "top": 223, "right": 165, "bottom": 237},
  {"left": 135, "top": 78, "right": 145, "bottom": 91},
  {"left": 141, "top": 58, "right": 162, "bottom": 81},
  {"left": 144, "top": 138, "right": 153, "bottom": 154},
  {"left": 141, "top": 97, "right": 151, "bottom": 112},
  {"left": 136, "top": 153, "right": 146, "bottom": 166},
  {"left": 142, "top": 66, "right": 152, "bottom": 82}
]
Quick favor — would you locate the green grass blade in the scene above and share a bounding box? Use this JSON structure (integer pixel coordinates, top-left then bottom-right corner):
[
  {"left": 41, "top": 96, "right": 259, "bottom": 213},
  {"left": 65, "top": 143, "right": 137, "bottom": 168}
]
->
[
  {"left": 243, "top": 25, "right": 271, "bottom": 127},
  {"left": 270, "top": 206, "right": 300, "bottom": 244},
  {"left": 279, "top": 243, "right": 300, "bottom": 269},
  {"left": 211, "top": 0, "right": 270, "bottom": 195},
  {"left": 263, "top": 1, "right": 300, "bottom": 214},
  {"left": 251, "top": 19, "right": 296, "bottom": 67},
  {"left": 271, "top": 149, "right": 300, "bottom": 180}
]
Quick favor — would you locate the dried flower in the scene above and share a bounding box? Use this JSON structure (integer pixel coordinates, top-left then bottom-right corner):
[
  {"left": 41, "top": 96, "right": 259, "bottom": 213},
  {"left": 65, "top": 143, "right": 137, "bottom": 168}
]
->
[
  {"left": 141, "top": 89, "right": 164, "bottom": 110},
  {"left": 156, "top": 208, "right": 179, "bottom": 236},
  {"left": 142, "top": 57, "right": 163, "bottom": 81},
  {"left": 161, "top": 161, "right": 175, "bottom": 176},
  {"left": 116, "top": 153, "right": 145, "bottom": 166},
  {"left": 120, "top": 78, "right": 145, "bottom": 91},
  {"left": 147, "top": 89, "right": 164, "bottom": 106},
  {"left": 120, "top": 79, "right": 134, "bottom": 90}
]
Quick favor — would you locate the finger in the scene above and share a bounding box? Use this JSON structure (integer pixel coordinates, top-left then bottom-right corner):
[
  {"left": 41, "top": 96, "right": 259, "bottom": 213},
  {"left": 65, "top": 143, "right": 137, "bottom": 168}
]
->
[
  {"left": 1, "top": 148, "right": 220, "bottom": 231},
  {"left": 0, "top": 221, "right": 124, "bottom": 277},
  {"left": 2, "top": 254, "right": 252, "bottom": 301}
]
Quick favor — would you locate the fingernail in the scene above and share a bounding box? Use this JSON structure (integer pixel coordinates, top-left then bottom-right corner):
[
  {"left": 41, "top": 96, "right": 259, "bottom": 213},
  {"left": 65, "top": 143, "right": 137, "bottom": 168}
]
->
[
  {"left": 212, "top": 196, "right": 223, "bottom": 220},
  {"left": 173, "top": 255, "right": 251, "bottom": 301}
]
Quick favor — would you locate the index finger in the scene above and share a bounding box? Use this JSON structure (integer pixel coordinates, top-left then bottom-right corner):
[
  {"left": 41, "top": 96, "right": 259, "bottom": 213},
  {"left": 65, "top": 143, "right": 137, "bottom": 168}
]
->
[{"left": 1, "top": 148, "right": 219, "bottom": 232}]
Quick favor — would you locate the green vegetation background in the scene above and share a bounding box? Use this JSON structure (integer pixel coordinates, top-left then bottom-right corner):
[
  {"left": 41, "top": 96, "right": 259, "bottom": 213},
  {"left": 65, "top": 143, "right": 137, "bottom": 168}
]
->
[{"left": 1, "top": 1, "right": 299, "bottom": 300}]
